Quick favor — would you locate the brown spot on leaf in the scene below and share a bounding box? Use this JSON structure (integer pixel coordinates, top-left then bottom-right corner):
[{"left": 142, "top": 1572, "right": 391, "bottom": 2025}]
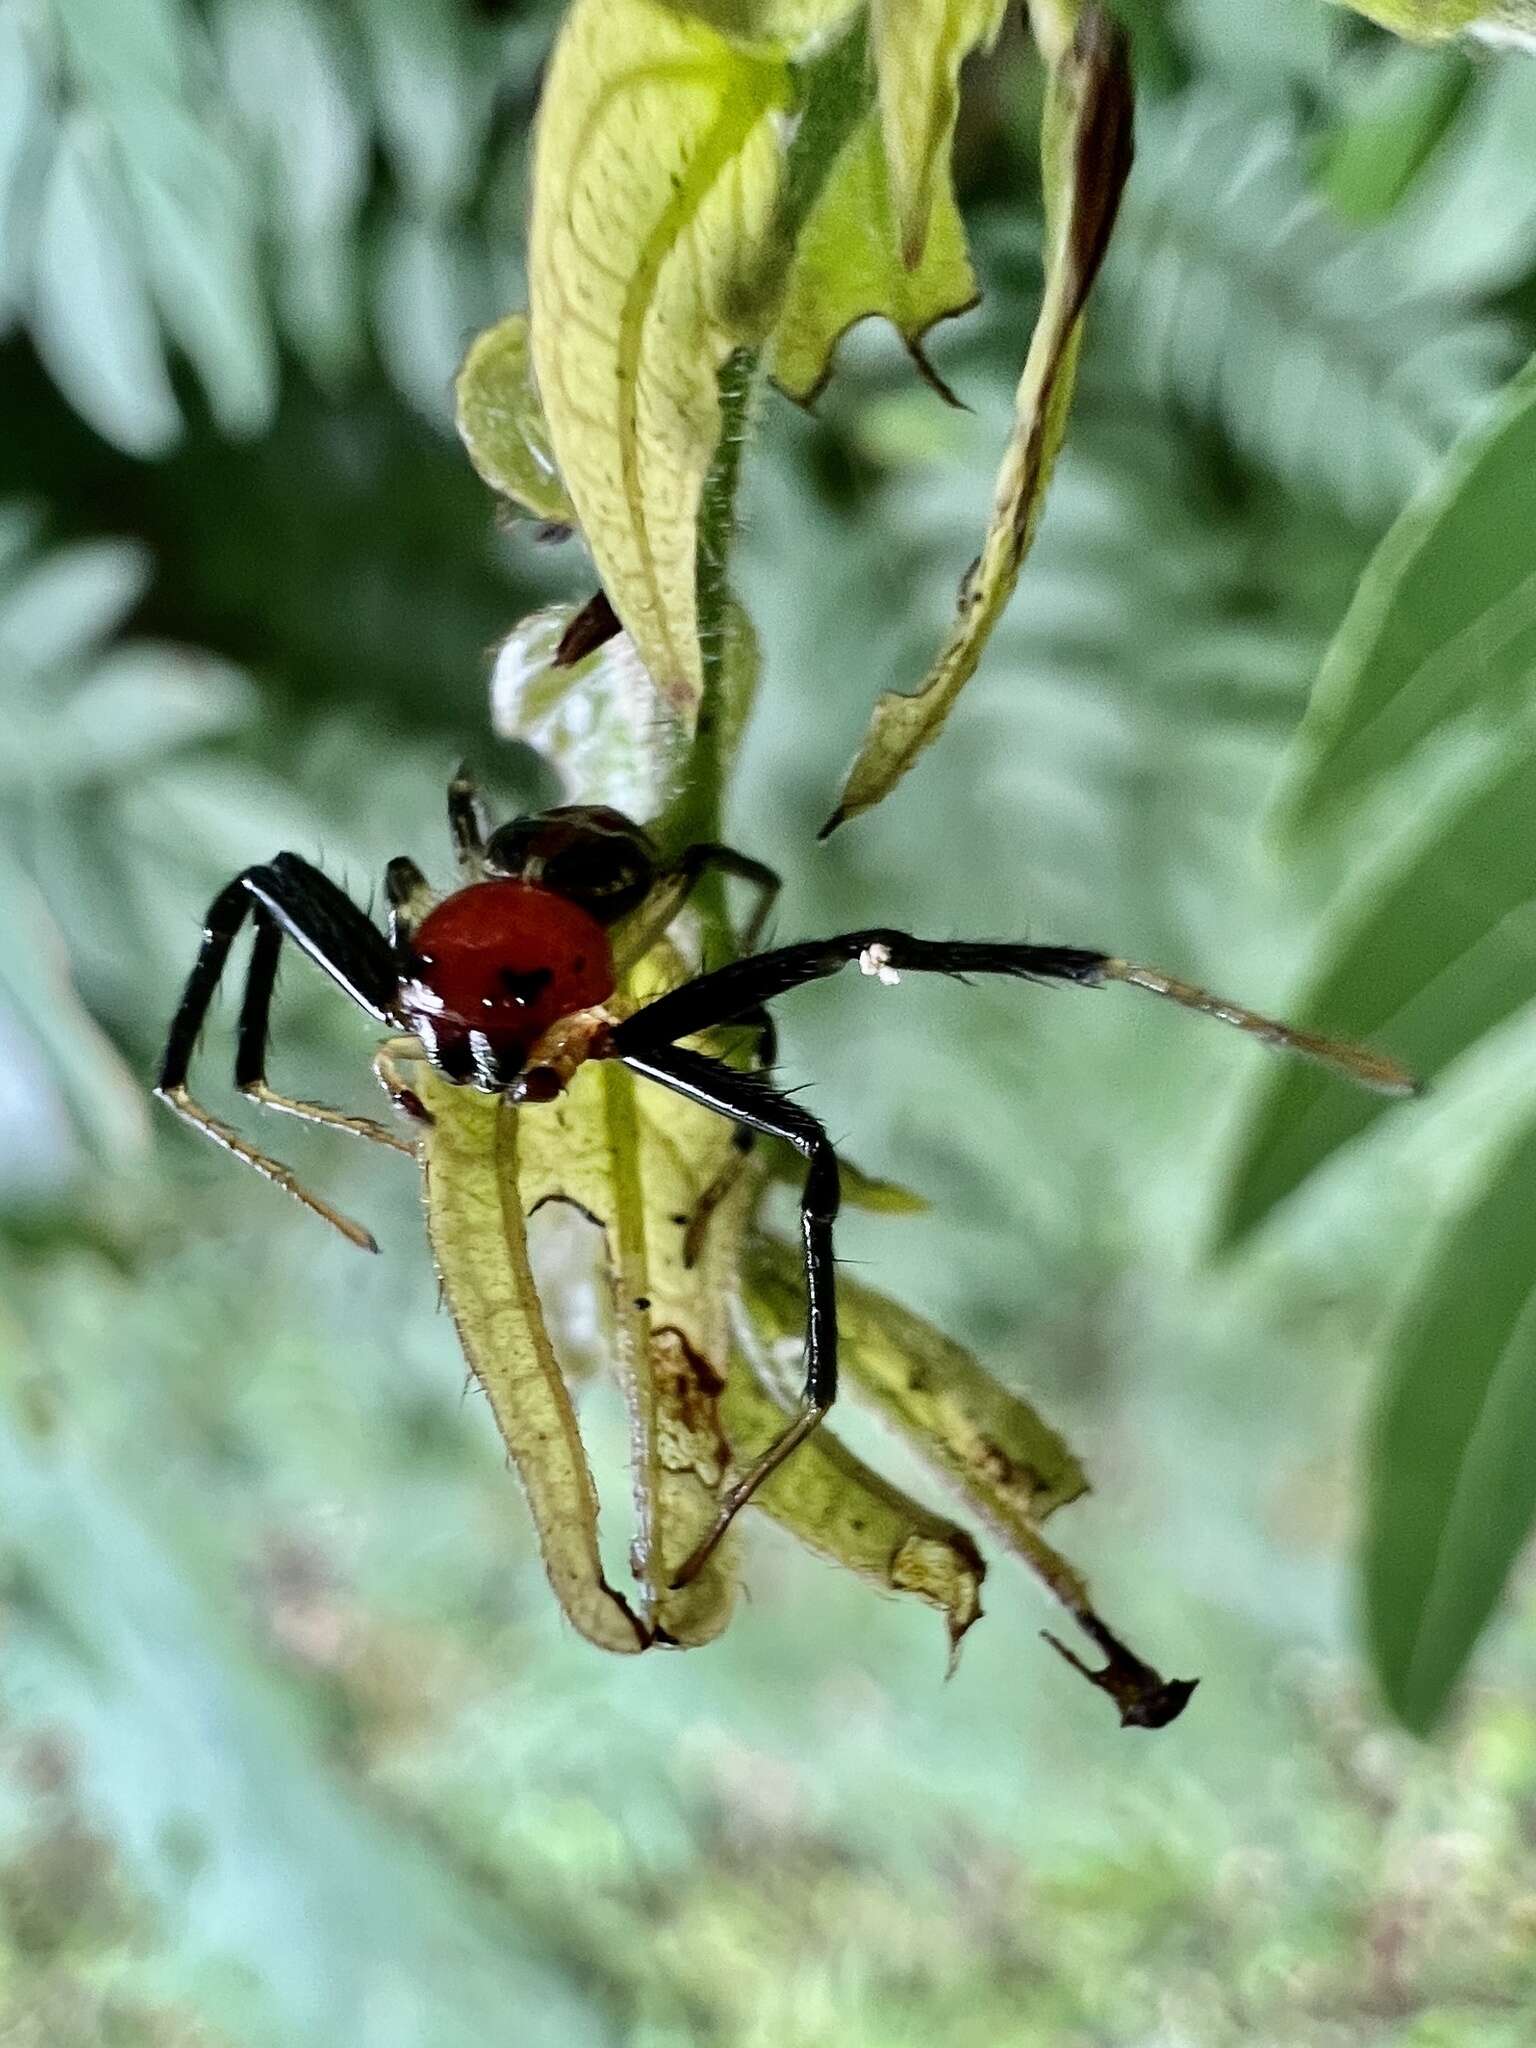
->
[{"left": 652, "top": 1326, "right": 731, "bottom": 1485}]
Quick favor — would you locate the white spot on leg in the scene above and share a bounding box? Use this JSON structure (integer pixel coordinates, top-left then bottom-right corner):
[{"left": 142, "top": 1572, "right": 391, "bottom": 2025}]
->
[{"left": 859, "top": 942, "right": 900, "bottom": 987}]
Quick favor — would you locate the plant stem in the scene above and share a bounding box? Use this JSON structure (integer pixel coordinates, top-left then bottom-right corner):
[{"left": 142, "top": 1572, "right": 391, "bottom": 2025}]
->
[{"left": 661, "top": 12, "right": 874, "bottom": 941}]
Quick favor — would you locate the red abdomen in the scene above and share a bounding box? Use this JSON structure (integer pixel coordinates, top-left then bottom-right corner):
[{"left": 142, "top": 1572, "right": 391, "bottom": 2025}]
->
[{"left": 400, "top": 880, "right": 615, "bottom": 1071}]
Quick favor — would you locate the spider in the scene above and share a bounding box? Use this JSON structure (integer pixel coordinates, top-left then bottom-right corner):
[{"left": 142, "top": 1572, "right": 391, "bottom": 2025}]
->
[{"left": 157, "top": 769, "right": 1416, "bottom": 1585}]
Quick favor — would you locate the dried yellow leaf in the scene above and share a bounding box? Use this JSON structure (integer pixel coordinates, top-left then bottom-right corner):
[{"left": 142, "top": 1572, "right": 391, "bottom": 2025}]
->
[
  {"left": 870, "top": 0, "right": 1006, "bottom": 270},
  {"left": 823, "top": 7, "right": 1133, "bottom": 834},
  {"left": 727, "top": 1319, "right": 985, "bottom": 1662},
  {"left": 409, "top": 1065, "right": 648, "bottom": 1655},
  {"left": 530, "top": 0, "right": 791, "bottom": 719}
]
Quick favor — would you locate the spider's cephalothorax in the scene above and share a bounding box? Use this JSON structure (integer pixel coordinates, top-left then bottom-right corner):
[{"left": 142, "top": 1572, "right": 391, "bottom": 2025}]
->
[
  {"left": 388, "top": 795, "right": 773, "bottom": 1095},
  {"left": 394, "top": 803, "right": 678, "bottom": 1092},
  {"left": 157, "top": 768, "right": 1416, "bottom": 1591},
  {"left": 398, "top": 877, "right": 616, "bottom": 1090}
]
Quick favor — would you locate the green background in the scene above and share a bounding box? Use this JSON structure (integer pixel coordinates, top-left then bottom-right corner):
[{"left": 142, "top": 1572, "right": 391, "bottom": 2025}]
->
[{"left": 4, "top": 0, "right": 1536, "bottom": 2040}]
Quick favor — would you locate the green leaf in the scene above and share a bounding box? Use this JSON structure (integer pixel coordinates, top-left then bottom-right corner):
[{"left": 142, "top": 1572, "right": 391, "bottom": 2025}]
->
[
  {"left": 507, "top": 960, "right": 752, "bottom": 1645},
  {"left": 0, "top": 5, "right": 47, "bottom": 329},
  {"left": 1316, "top": 45, "right": 1474, "bottom": 224},
  {"left": 373, "top": 213, "right": 494, "bottom": 426},
  {"left": 869, "top": 0, "right": 1006, "bottom": 270},
  {"left": 832, "top": 1153, "right": 930, "bottom": 1214},
  {"left": 0, "top": 536, "right": 150, "bottom": 677},
  {"left": 455, "top": 312, "right": 577, "bottom": 524},
  {"left": 112, "top": 101, "right": 277, "bottom": 438},
  {"left": 389, "top": 934, "right": 777, "bottom": 1650},
  {"left": 30, "top": 115, "right": 181, "bottom": 458},
  {"left": 529, "top": 0, "right": 791, "bottom": 720},
  {"left": 213, "top": 0, "right": 369, "bottom": 382},
  {"left": 770, "top": 111, "right": 979, "bottom": 405},
  {"left": 51, "top": 644, "right": 254, "bottom": 783},
  {"left": 50, "top": 0, "right": 184, "bottom": 100},
  {"left": 822, "top": 6, "right": 1133, "bottom": 834},
  {"left": 746, "top": 1237, "right": 1087, "bottom": 1531},
  {"left": 352, "top": 0, "right": 498, "bottom": 215},
  {"left": 1216, "top": 749, "right": 1536, "bottom": 1248},
  {"left": 1366, "top": 1109, "right": 1536, "bottom": 1732},
  {"left": 214, "top": 0, "right": 366, "bottom": 237},
  {"left": 0, "top": 857, "right": 148, "bottom": 1176},
  {"left": 1099, "top": 94, "right": 1508, "bottom": 523},
  {"left": 1281, "top": 353, "right": 1536, "bottom": 830},
  {"left": 1339, "top": 0, "right": 1535, "bottom": 47},
  {"left": 1340, "top": 0, "right": 1477, "bottom": 35}
]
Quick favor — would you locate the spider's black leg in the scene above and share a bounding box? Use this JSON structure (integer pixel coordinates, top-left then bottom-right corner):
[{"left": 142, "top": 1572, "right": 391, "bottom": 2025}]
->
[
  {"left": 614, "top": 844, "right": 782, "bottom": 976},
  {"left": 156, "top": 855, "right": 401, "bottom": 1251},
  {"left": 384, "top": 856, "right": 434, "bottom": 949},
  {"left": 613, "top": 932, "right": 1417, "bottom": 1097},
  {"left": 447, "top": 763, "right": 490, "bottom": 878},
  {"left": 669, "top": 843, "right": 781, "bottom": 953},
  {"left": 620, "top": 1044, "right": 839, "bottom": 1586},
  {"left": 680, "top": 1005, "right": 778, "bottom": 1270},
  {"left": 234, "top": 911, "right": 413, "bottom": 1157}
]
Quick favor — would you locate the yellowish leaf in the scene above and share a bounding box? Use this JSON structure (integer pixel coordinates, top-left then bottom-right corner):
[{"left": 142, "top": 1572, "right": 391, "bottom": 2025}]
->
[
  {"left": 508, "top": 940, "right": 769, "bottom": 1643},
  {"left": 771, "top": 112, "right": 979, "bottom": 405},
  {"left": 455, "top": 312, "right": 576, "bottom": 525},
  {"left": 871, "top": 0, "right": 1006, "bottom": 270},
  {"left": 822, "top": 6, "right": 1133, "bottom": 835},
  {"left": 657, "top": 0, "right": 862, "bottom": 45},
  {"left": 727, "top": 1319, "right": 985, "bottom": 1662},
  {"left": 746, "top": 1237, "right": 1086, "bottom": 1531},
  {"left": 744, "top": 1238, "right": 1196, "bottom": 1726},
  {"left": 406, "top": 1063, "right": 649, "bottom": 1655},
  {"left": 837, "top": 1154, "right": 931, "bottom": 1214},
  {"left": 1333, "top": 0, "right": 1527, "bottom": 44},
  {"left": 1024, "top": 0, "right": 1080, "bottom": 64},
  {"left": 530, "top": 0, "right": 791, "bottom": 720}
]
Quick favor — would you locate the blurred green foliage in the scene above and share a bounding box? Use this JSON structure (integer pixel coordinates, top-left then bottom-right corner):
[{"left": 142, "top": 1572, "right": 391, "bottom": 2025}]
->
[{"left": 4, "top": 0, "right": 1536, "bottom": 2041}]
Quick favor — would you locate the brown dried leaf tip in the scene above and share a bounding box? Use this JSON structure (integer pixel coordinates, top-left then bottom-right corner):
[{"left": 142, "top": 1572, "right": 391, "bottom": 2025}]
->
[
  {"left": 1061, "top": 7, "right": 1136, "bottom": 333},
  {"left": 1042, "top": 1615, "right": 1198, "bottom": 1731},
  {"left": 554, "top": 588, "right": 623, "bottom": 667}
]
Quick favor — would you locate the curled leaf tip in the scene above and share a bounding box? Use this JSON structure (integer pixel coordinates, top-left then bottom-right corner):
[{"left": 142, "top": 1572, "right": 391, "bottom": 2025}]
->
[
  {"left": 771, "top": 95, "right": 983, "bottom": 408},
  {"left": 905, "top": 334, "right": 969, "bottom": 410},
  {"left": 822, "top": 2, "right": 1136, "bottom": 830},
  {"left": 1064, "top": 10, "right": 1135, "bottom": 323},
  {"left": 731, "top": 1322, "right": 988, "bottom": 1656},
  {"left": 945, "top": 1585, "right": 984, "bottom": 1676}
]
